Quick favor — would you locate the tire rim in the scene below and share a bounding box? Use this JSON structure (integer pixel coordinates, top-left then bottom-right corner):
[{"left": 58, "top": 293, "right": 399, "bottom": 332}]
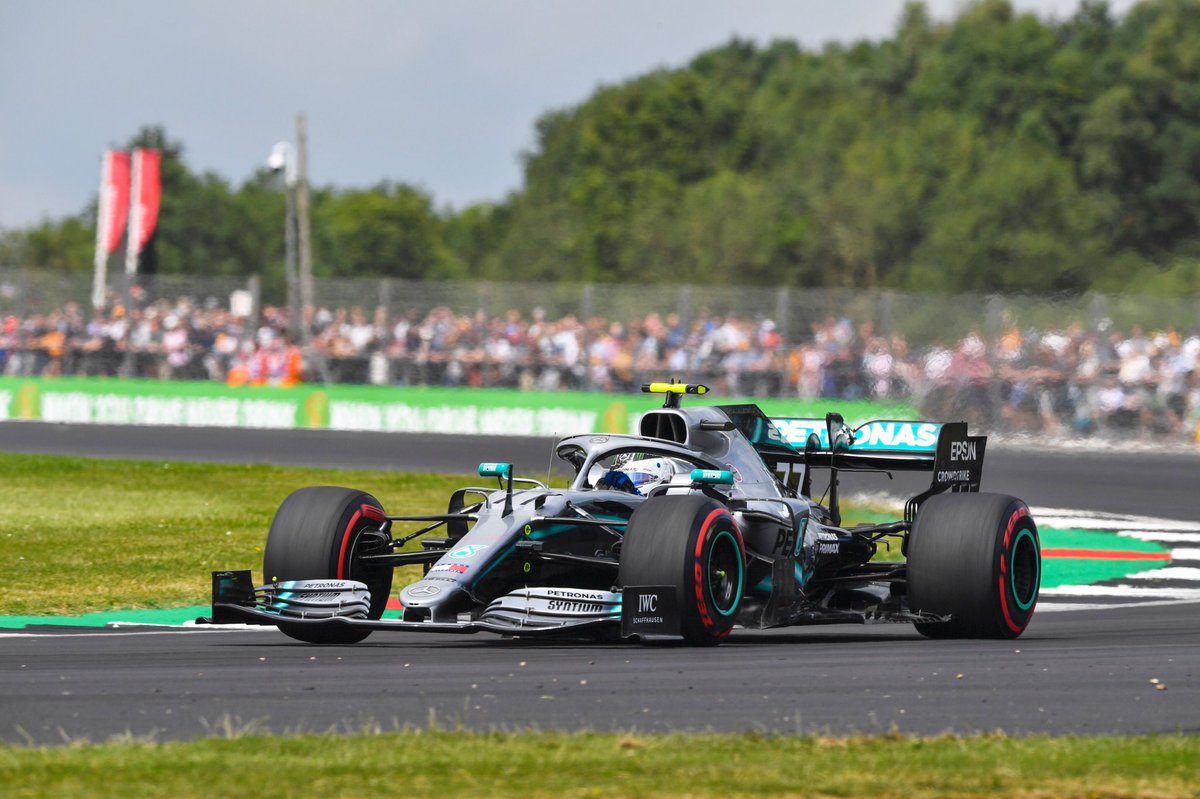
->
[
  {"left": 1009, "top": 528, "right": 1040, "bottom": 612},
  {"left": 707, "top": 529, "right": 744, "bottom": 617}
]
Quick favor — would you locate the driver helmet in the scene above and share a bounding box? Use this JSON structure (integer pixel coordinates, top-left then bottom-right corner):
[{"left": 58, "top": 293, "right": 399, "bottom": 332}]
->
[{"left": 597, "top": 457, "right": 688, "bottom": 496}]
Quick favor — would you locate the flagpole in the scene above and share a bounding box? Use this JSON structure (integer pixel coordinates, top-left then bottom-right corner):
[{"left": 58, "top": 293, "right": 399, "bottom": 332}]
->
[
  {"left": 92, "top": 152, "right": 112, "bottom": 310},
  {"left": 296, "top": 112, "right": 313, "bottom": 326},
  {"left": 125, "top": 148, "right": 144, "bottom": 279}
]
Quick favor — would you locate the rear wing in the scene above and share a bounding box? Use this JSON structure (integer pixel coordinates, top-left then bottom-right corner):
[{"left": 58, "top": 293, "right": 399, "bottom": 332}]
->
[
  {"left": 767, "top": 417, "right": 985, "bottom": 489},
  {"left": 715, "top": 404, "right": 985, "bottom": 527}
]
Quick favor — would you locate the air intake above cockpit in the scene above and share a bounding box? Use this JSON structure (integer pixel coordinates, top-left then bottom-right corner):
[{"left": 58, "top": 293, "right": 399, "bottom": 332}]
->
[{"left": 639, "top": 411, "right": 688, "bottom": 444}]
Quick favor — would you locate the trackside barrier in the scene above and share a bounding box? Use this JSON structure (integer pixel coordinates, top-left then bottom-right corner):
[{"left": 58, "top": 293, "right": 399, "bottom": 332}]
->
[{"left": 0, "top": 377, "right": 917, "bottom": 437}]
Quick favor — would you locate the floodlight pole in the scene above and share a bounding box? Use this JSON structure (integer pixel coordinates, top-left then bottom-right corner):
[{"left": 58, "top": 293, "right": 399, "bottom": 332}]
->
[
  {"left": 269, "top": 141, "right": 300, "bottom": 342},
  {"left": 296, "top": 113, "right": 314, "bottom": 331},
  {"left": 284, "top": 173, "right": 300, "bottom": 341}
]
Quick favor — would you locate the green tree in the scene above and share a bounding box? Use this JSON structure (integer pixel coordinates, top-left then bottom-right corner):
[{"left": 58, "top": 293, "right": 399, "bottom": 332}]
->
[
  {"left": 0, "top": 212, "right": 95, "bottom": 272},
  {"left": 443, "top": 201, "right": 511, "bottom": 278},
  {"left": 904, "top": 141, "right": 1112, "bottom": 291},
  {"left": 320, "top": 183, "right": 457, "bottom": 279}
]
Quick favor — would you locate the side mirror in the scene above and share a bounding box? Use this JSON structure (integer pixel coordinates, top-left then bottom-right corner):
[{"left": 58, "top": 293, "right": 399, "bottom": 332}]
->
[
  {"left": 826, "top": 412, "right": 854, "bottom": 455},
  {"left": 690, "top": 469, "right": 734, "bottom": 485},
  {"left": 479, "top": 462, "right": 514, "bottom": 516}
]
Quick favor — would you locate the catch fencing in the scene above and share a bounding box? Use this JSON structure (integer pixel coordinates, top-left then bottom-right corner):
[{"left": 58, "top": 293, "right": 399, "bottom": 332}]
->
[{"left": 3, "top": 267, "right": 1197, "bottom": 347}]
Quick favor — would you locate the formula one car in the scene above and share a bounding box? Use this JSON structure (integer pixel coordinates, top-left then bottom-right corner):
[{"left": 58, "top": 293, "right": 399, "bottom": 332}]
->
[{"left": 204, "top": 382, "right": 1041, "bottom": 645}]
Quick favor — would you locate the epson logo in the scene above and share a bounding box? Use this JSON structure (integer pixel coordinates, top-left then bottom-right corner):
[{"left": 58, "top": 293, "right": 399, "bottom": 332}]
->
[{"left": 950, "top": 440, "right": 977, "bottom": 461}]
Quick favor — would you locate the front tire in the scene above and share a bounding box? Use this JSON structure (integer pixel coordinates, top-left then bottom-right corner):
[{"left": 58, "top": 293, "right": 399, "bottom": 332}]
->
[
  {"left": 907, "top": 492, "right": 1040, "bottom": 639},
  {"left": 619, "top": 495, "right": 746, "bottom": 646},
  {"left": 262, "top": 486, "right": 393, "bottom": 644}
]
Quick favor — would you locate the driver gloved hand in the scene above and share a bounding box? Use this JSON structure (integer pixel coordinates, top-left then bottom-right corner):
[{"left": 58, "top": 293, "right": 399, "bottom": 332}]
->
[{"left": 598, "top": 470, "right": 637, "bottom": 493}]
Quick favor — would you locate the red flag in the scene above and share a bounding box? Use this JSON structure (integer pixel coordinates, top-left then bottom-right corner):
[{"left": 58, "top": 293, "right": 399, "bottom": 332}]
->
[
  {"left": 125, "top": 148, "right": 162, "bottom": 276},
  {"left": 92, "top": 150, "right": 131, "bottom": 308},
  {"left": 132, "top": 148, "right": 161, "bottom": 253},
  {"left": 98, "top": 150, "right": 131, "bottom": 255}
]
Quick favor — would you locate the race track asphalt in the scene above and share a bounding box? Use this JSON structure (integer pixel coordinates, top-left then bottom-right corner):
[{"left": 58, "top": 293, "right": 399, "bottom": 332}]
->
[
  {"left": 0, "top": 422, "right": 1198, "bottom": 744},
  {"left": 2, "top": 601, "right": 1197, "bottom": 743}
]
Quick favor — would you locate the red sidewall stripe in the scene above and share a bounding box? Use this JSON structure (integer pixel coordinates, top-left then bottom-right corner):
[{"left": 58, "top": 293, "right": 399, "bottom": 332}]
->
[
  {"left": 998, "top": 505, "right": 1034, "bottom": 635},
  {"left": 336, "top": 503, "right": 384, "bottom": 580},
  {"left": 336, "top": 508, "right": 364, "bottom": 580},
  {"left": 693, "top": 508, "right": 744, "bottom": 633}
]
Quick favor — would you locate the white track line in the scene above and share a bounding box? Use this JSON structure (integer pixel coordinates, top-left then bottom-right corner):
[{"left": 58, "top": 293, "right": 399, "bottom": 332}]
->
[
  {"left": 1118, "top": 531, "right": 1200, "bottom": 544},
  {"left": 1160, "top": 547, "right": 1200, "bottom": 560},
  {"left": 1120, "top": 566, "right": 1200, "bottom": 581},
  {"left": 1040, "top": 585, "right": 1200, "bottom": 599},
  {"left": 1035, "top": 514, "right": 1200, "bottom": 532},
  {"left": 1038, "top": 598, "right": 1200, "bottom": 612}
]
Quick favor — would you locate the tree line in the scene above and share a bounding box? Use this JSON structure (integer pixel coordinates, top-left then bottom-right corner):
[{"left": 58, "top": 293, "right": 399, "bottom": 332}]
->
[{"left": 3, "top": 0, "right": 1199, "bottom": 300}]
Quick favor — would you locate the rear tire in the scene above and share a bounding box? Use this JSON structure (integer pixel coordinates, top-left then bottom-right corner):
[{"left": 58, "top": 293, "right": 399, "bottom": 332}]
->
[
  {"left": 619, "top": 495, "right": 745, "bottom": 646},
  {"left": 907, "top": 492, "right": 1040, "bottom": 639},
  {"left": 262, "top": 486, "right": 393, "bottom": 644}
]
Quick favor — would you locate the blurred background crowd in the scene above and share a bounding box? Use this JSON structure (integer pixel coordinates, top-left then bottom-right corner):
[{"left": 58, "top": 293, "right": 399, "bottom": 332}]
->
[{"left": 3, "top": 291, "right": 1197, "bottom": 441}]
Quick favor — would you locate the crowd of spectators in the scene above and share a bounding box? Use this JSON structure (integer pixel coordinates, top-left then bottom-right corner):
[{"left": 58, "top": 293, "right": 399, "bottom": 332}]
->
[
  {"left": 917, "top": 322, "right": 1200, "bottom": 440},
  {"left": 1, "top": 294, "right": 1197, "bottom": 442}
]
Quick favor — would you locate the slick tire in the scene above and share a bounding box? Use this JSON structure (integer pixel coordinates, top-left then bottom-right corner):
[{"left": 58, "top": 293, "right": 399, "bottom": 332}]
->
[
  {"left": 262, "top": 486, "right": 393, "bottom": 644},
  {"left": 619, "top": 495, "right": 745, "bottom": 646},
  {"left": 907, "top": 492, "right": 1041, "bottom": 639}
]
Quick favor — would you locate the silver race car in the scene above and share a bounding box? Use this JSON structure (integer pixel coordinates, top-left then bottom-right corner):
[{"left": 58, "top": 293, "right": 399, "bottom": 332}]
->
[{"left": 205, "top": 382, "right": 1041, "bottom": 645}]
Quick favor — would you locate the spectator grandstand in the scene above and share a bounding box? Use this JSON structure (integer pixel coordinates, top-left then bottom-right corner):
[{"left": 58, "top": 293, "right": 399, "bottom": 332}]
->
[{"left": 1, "top": 283, "right": 1197, "bottom": 442}]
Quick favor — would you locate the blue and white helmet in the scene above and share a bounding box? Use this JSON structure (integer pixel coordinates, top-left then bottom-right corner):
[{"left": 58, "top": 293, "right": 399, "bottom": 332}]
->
[{"left": 597, "top": 457, "right": 687, "bottom": 496}]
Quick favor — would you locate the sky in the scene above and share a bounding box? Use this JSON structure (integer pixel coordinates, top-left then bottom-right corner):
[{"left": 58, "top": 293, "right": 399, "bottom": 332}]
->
[{"left": 0, "top": 0, "right": 1141, "bottom": 230}]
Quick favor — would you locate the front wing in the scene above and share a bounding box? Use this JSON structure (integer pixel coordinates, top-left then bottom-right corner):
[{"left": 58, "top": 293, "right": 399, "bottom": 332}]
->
[
  {"left": 198, "top": 571, "right": 625, "bottom": 638},
  {"left": 198, "top": 570, "right": 950, "bottom": 639}
]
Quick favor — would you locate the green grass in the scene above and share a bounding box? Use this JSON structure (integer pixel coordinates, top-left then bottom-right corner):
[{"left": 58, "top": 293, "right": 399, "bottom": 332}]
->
[
  {"left": 0, "top": 453, "right": 478, "bottom": 615},
  {"left": 2, "top": 730, "right": 1197, "bottom": 798}
]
